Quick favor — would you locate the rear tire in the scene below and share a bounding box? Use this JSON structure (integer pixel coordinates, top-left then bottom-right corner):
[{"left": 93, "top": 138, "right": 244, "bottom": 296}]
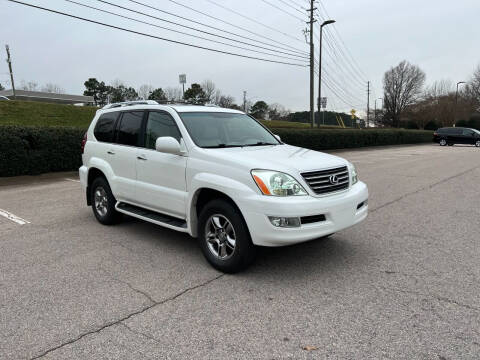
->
[
  {"left": 447, "top": 143, "right": 454, "bottom": 146},
  {"left": 439, "top": 139, "right": 447, "bottom": 146},
  {"left": 198, "top": 199, "right": 256, "bottom": 273},
  {"left": 476, "top": 140, "right": 480, "bottom": 147},
  {"left": 90, "top": 177, "right": 121, "bottom": 225}
]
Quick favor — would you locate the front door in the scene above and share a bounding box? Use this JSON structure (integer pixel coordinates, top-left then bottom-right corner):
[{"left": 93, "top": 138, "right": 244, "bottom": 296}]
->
[{"left": 135, "top": 111, "right": 187, "bottom": 219}]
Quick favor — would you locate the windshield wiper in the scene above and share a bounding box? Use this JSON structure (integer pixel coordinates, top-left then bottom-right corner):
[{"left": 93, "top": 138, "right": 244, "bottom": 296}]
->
[
  {"left": 203, "top": 144, "right": 244, "bottom": 148},
  {"left": 244, "top": 142, "right": 278, "bottom": 147}
]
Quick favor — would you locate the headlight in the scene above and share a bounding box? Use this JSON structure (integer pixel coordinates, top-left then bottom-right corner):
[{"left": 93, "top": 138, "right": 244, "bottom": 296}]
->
[
  {"left": 350, "top": 163, "right": 358, "bottom": 185},
  {"left": 251, "top": 170, "right": 307, "bottom": 196}
]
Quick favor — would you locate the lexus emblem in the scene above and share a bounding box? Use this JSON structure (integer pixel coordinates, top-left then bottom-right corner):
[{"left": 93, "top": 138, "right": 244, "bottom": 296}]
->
[{"left": 329, "top": 175, "right": 339, "bottom": 185}]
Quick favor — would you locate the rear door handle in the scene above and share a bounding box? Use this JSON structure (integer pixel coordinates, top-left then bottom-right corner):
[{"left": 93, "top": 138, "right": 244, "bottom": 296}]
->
[
  {"left": 107, "top": 150, "right": 115, "bottom": 155},
  {"left": 137, "top": 155, "right": 147, "bottom": 161}
]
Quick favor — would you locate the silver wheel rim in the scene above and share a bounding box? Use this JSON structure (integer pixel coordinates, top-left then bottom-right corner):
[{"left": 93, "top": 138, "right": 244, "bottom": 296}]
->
[
  {"left": 94, "top": 187, "right": 108, "bottom": 217},
  {"left": 476, "top": 141, "right": 480, "bottom": 147},
  {"left": 205, "top": 214, "right": 236, "bottom": 260},
  {"left": 440, "top": 139, "right": 446, "bottom": 146}
]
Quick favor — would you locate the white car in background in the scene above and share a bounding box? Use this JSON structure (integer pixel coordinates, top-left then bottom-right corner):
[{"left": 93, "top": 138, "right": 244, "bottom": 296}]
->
[{"left": 79, "top": 101, "right": 368, "bottom": 272}]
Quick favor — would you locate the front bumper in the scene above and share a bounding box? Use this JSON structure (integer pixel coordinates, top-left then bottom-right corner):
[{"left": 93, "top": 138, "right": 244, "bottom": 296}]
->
[{"left": 239, "top": 181, "right": 368, "bottom": 246}]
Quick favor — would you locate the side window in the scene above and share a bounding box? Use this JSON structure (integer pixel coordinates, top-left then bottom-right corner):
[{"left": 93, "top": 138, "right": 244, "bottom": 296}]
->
[
  {"left": 94, "top": 113, "right": 118, "bottom": 142},
  {"left": 451, "top": 129, "right": 462, "bottom": 135},
  {"left": 116, "top": 111, "right": 144, "bottom": 147},
  {"left": 463, "top": 129, "right": 473, "bottom": 136},
  {"left": 145, "top": 112, "right": 182, "bottom": 149}
]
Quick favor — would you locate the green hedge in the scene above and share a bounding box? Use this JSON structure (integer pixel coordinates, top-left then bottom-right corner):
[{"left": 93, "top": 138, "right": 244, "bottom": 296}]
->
[
  {"left": 0, "top": 126, "right": 85, "bottom": 177},
  {"left": 0, "top": 126, "right": 433, "bottom": 177},
  {"left": 271, "top": 128, "right": 433, "bottom": 151}
]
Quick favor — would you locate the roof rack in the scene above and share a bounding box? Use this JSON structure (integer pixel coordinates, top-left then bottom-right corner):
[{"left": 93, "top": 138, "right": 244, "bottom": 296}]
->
[{"left": 102, "top": 100, "right": 159, "bottom": 110}]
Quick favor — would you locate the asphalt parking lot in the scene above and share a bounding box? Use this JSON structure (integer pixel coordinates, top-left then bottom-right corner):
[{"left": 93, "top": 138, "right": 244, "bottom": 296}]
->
[{"left": 1, "top": 144, "right": 479, "bottom": 359}]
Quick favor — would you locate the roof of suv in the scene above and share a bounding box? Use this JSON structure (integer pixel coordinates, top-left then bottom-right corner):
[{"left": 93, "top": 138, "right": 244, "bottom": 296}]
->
[{"left": 98, "top": 101, "right": 243, "bottom": 115}]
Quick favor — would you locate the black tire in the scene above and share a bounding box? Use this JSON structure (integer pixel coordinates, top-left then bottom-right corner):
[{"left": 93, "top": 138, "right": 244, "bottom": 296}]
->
[
  {"left": 447, "top": 143, "right": 454, "bottom": 146},
  {"left": 90, "top": 177, "right": 121, "bottom": 225},
  {"left": 476, "top": 140, "right": 480, "bottom": 147},
  {"left": 198, "top": 199, "right": 256, "bottom": 273}
]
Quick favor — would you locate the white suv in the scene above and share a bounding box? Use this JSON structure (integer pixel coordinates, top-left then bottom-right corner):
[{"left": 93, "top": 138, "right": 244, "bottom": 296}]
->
[{"left": 80, "top": 100, "right": 368, "bottom": 272}]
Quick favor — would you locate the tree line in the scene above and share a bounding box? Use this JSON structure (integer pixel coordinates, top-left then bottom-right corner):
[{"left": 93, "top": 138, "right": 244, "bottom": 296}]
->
[{"left": 379, "top": 60, "right": 480, "bottom": 130}]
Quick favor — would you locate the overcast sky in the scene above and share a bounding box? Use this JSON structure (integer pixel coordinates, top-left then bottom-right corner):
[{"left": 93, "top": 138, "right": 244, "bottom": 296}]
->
[{"left": 1, "top": 0, "right": 479, "bottom": 113}]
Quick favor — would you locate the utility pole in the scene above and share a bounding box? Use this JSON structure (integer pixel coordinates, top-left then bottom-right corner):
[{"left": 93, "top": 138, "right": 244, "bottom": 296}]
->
[
  {"left": 374, "top": 98, "right": 382, "bottom": 127},
  {"left": 5, "top": 45, "right": 16, "bottom": 100},
  {"left": 308, "top": 0, "right": 316, "bottom": 128},
  {"left": 317, "top": 19, "right": 335, "bottom": 128},
  {"left": 366, "top": 81, "right": 370, "bottom": 128},
  {"left": 243, "top": 91, "right": 247, "bottom": 112}
]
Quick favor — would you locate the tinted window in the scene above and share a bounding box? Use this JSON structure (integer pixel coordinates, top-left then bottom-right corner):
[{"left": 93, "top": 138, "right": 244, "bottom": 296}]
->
[
  {"left": 94, "top": 113, "right": 118, "bottom": 142},
  {"left": 116, "top": 111, "right": 144, "bottom": 146},
  {"left": 452, "top": 128, "right": 462, "bottom": 135},
  {"left": 463, "top": 129, "right": 474, "bottom": 136},
  {"left": 145, "top": 112, "right": 182, "bottom": 149}
]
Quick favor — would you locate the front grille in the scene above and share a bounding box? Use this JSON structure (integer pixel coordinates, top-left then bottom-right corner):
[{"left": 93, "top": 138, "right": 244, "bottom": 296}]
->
[{"left": 301, "top": 166, "right": 349, "bottom": 195}]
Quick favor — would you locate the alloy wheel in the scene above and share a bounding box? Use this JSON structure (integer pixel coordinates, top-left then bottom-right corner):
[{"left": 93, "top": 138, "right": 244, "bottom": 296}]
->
[
  {"left": 205, "top": 214, "right": 236, "bottom": 260},
  {"left": 94, "top": 187, "right": 108, "bottom": 217}
]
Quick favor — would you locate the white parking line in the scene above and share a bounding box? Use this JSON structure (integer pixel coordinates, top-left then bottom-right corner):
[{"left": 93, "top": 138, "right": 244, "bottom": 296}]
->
[
  {"left": 0, "top": 209, "right": 31, "bottom": 225},
  {"left": 64, "top": 178, "right": 80, "bottom": 183}
]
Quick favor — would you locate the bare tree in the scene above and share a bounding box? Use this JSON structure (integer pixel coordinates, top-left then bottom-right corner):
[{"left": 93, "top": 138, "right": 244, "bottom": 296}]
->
[
  {"left": 218, "top": 95, "right": 235, "bottom": 108},
  {"left": 19, "top": 80, "right": 38, "bottom": 91},
  {"left": 164, "top": 87, "right": 183, "bottom": 102},
  {"left": 137, "top": 84, "right": 154, "bottom": 100},
  {"left": 383, "top": 60, "right": 426, "bottom": 127},
  {"left": 201, "top": 80, "right": 217, "bottom": 102},
  {"left": 41, "top": 83, "right": 65, "bottom": 94},
  {"left": 465, "top": 64, "right": 480, "bottom": 108}
]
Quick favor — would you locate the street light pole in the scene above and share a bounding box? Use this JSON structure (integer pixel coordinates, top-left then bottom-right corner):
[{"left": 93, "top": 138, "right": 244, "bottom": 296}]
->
[
  {"left": 317, "top": 19, "right": 335, "bottom": 128},
  {"left": 455, "top": 81, "right": 465, "bottom": 125}
]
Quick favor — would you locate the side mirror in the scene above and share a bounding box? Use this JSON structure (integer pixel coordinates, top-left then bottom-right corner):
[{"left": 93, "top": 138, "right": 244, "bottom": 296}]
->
[
  {"left": 274, "top": 134, "right": 281, "bottom": 142},
  {"left": 155, "top": 137, "right": 183, "bottom": 155}
]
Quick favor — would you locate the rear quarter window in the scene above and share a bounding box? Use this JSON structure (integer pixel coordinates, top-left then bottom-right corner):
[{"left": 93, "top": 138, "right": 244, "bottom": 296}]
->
[{"left": 94, "top": 113, "right": 118, "bottom": 142}]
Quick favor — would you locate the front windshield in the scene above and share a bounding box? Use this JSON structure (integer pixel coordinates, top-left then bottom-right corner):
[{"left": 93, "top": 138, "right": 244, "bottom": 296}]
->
[{"left": 179, "top": 112, "right": 281, "bottom": 148}]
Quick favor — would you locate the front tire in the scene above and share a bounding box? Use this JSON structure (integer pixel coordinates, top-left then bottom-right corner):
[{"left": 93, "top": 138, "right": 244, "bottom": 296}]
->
[
  {"left": 476, "top": 140, "right": 480, "bottom": 147},
  {"left": 90, "top": 177, "right": 121, "bottom": 225},
  {"left": 198, "top": 199, "right": 256, "bottom": 273}
]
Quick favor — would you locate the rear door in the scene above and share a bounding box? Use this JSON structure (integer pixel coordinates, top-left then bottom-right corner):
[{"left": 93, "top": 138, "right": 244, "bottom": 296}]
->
[
  {"left": 109, "top": 111, "right": 145, "bottom": 202},
  {"left": 449, "top": 128, "right": 463, "bottom": 144},
  {"left": 135, "top": 110, "right": 187, "bottom": 218}
]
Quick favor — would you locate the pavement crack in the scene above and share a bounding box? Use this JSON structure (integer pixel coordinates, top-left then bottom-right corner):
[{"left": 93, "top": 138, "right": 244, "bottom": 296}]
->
[
  {"left": 120, "top": 323, "right": 162, "bottom": 345},
  {"left": 29, "top": 273, "right": 225, "bottom": 359},
  {"left": 378, "top": 285, "right": 480, "bottom": 312},
  {"left": 98, "top": 267, "right": 156, "bottom": 304},
  {"left": 371, "top": 165, "right": 480, "bottom": 213}
]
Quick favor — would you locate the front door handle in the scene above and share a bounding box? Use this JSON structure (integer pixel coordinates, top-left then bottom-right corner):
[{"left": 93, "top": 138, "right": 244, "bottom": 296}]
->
[
  {"left": 137, "top": 155, "right": 147, "bottom": 161},
  {"left": 107, "top": 150, "right": 115, "bottom": 155}
]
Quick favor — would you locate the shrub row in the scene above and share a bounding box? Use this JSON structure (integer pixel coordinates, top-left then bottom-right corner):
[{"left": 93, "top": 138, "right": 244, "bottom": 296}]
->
[
  {"left": 0, "top": 126, "right": 433, "bottom": 177},
  {"left": 0, "top": 126, "right": 85, "bottom": 177},
  {"left": 271, "top": 128, "right": 433, "bottom": 151}
]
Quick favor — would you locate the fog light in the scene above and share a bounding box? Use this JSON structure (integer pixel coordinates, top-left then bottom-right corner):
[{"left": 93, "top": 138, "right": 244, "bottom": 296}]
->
[{"left": 268, "top": 216, "right": 301, "bottom": 228}]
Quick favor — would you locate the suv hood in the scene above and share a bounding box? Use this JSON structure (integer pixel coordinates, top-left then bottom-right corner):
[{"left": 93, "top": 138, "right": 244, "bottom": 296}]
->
[{"left": 199, "top": 144, "right": 348, "bottom": 174}]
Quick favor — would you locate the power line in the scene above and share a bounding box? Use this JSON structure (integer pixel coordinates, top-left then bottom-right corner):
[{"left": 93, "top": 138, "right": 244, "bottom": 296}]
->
[
  {"left": 315, "top": 5, "right": 367, "bottom": 81},
  {"left": 64, "top": 0, "right": 308, "bottom": 62},
  {"left": 260, "top": 0, "right": 305, "bottom": 22},
  {"left": 7, "top": 0, "right": 307, "bottom": 67},
  {"left": 274, "top": 0, "right": 305, "bottom": 16},
  {"left": 92, "top": 0, "right": 309, "bottom": 60},
  {"left": 205, "top": 0, "right": 304, "bottom": 44},
  {"left": 163, "top": 0, "right": 308, "bottom": 54}
]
